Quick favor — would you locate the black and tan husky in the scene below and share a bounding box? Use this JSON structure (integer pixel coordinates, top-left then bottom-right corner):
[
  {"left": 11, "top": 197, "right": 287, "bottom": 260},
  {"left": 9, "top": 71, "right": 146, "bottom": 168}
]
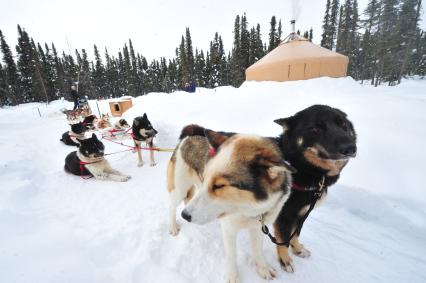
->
[{"left": 132, "top": 113, "right": 158, "bottom": 167}]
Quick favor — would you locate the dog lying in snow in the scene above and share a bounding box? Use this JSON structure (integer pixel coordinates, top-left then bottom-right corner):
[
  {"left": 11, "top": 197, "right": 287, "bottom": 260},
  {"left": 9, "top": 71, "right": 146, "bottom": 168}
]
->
[
  {"left": 60, "top": 122, "right": 90, "bottom": 147},
  {"left": 97, "top": 113, "right": 112, "bottom": 129},
  {"left": 168, "top": 126, "right": 294, "bottom": 282},
  {"left": 64, "top": 133, "right": 131, "bottom": 182},
  {"left": 113, "top": 118, "right": 130, "bottom": 130},
  {"left": 82, "top": 114, "right": 98, "bottom": 130}
]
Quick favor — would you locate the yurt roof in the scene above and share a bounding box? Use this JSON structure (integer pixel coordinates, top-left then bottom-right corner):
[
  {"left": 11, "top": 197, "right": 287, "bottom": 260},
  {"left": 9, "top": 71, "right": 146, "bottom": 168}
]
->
[{"left": 249, "top": 38, "right": 348, "bottom": 68}]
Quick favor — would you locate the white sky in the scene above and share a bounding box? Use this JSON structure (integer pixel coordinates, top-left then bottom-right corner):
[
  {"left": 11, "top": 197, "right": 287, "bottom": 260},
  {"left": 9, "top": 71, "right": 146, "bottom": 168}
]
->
[{"left": 0, "top": 0, "right": 425, "bottom": 62}]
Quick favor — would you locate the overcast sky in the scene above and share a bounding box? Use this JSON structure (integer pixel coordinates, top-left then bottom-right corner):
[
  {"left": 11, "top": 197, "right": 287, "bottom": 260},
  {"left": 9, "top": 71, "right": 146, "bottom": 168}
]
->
[{"left": 1, "top": 0, "right": 425, "bottom": 62}]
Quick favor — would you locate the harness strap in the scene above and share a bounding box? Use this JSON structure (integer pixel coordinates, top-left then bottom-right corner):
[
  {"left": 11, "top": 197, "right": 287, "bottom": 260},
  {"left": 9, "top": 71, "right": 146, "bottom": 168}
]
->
[
  {"left": 260, "top": 176, "right": 326, "bottom": 246},
  {"left": 79, "top": 160, "right": 94, "bottom": 179},
  {"left": 101, "top": 136, "right": 174, "bottom": 152}
]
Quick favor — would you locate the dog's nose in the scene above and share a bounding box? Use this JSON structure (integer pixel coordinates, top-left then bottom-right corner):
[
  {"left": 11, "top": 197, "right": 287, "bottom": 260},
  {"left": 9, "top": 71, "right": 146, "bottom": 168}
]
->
[
  {"left": 339, "top": 144, "right": 357, "bottom": 157},
  {"left": 181, "top": 210, "right": 192, "bottom": 222}
]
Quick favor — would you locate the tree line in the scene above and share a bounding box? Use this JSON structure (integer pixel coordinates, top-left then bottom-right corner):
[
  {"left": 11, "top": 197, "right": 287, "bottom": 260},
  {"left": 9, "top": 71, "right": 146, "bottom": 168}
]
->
[
  {"left": 321, "top": 0, "right": 425, "bottom": 85},
  {"left": 2, "top": 0, "right": 423, "bottom": 106},
  {"left": 1, "top": 14, "right": 315, "bottom": 106}
]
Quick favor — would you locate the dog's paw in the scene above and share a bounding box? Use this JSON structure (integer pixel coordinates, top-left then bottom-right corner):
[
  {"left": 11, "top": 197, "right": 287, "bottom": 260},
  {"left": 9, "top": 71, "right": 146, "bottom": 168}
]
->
[
  {"left": 255, "top": 262, "right": 276, "bottom": 280},
  {"left": 169, "top": 224, "right": 180, "bottom": 236},
  {"left": 292, "top": 245, "right": 311, "bottom": 258},
  {"left": 150, "top": 162, "right": 156, "bottom": 167},
  {"left": 118, "top": 176, "right": 129, "bottom": 182},
  {"left": 96, "top": 173, "right": 108, "bottom": 180},
  {"left": 225, "top": 272, "right": 240, "bottom": 283},
  {"left": 137, "top": 161, "right": 144, "bottom": 167},
  {"left": 279, "top": 257, "right": 294, "bottom": 273}
]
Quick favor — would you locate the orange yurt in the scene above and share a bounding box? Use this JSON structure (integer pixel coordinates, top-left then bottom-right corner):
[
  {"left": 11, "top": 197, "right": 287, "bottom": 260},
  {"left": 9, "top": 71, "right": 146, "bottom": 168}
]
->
[{"left": 246, "top": 34, "right": 348, "bottom": 82}]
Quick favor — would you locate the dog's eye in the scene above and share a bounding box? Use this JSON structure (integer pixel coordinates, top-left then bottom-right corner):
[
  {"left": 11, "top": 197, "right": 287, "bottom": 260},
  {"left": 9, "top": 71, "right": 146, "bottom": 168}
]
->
[
  {"left": 311, "top": 127, "right": 320, "bottom": 133},
  {"left": 212, "top": 184, "right": 226, "bottom": 191}
]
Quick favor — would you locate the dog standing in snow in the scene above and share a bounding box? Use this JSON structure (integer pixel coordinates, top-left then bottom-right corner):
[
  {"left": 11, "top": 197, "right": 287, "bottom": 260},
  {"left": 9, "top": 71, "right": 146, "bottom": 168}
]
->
[
  {"left": 64, "top": 133, "right": 131, "bottom": 182},
  {"left": 168, "top": 125, "right": 294, "bottom": 282},
  {"left": 132, "top": 114, "right": 158, "bottom": 167}
]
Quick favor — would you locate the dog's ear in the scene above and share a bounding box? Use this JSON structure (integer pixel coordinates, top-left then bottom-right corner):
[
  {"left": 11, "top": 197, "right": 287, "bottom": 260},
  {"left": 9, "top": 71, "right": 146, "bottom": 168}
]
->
[
  {"left": 143, "top": 113, "right": 147, "bottom": 119},
  {"left": 91, "top": 133, "right": 98, "bottom": 140},
  {"left": 334, "top": 108, "right": 348, "bottom": 117},
  {"left": 267, "top": 161, "right": 297, "bottom": 179},
  {"left": 254, "top": 149, "right": 297, "bottom": 179},
  {"left": 204, "top": 129, "right": 229, "bottom": 150},
  {"left": 133, "top": 118, "right": 139, "bottom": 126},
  {"left": 274, "top": 116, "right": 294, "bottom": 132}
]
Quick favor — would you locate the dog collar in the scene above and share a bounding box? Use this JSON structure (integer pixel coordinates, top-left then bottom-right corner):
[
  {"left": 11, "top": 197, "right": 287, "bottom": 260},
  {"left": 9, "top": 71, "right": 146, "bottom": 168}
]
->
[
  {"left": 292, "top": 176, "right": 326, "bottom": 192},
  {"left": 209, "top": 147, "right": 215, "bottom": 157}
]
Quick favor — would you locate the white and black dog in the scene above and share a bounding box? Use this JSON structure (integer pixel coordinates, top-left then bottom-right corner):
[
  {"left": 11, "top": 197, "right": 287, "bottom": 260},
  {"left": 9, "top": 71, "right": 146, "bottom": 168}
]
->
[
  {"left": 60, "top": 122, "right": 90, "bottom": 147},
  {"left": 113, "top": 118, "right": 130, "bottom": 130},
  {"left": 168, "top": 126, "right": 295, "bottom": 282},
  {"left": 132, "top": 113, "right": 158, "bottom": 167},
  {"left": 64, "top": 133, "right": 131, "bottom": 182}
]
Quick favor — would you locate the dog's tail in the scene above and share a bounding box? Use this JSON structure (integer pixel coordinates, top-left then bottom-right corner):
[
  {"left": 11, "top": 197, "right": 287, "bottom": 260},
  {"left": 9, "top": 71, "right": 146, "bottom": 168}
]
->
[{"left": 179, "top": 124, "right": 207, "bottom": 140}]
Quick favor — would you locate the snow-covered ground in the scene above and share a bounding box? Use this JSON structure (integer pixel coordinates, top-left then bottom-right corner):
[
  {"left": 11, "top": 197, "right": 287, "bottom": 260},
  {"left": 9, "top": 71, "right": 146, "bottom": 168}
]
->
[{"left": 0, "top": 77, "right": 425, "bottom": 283}]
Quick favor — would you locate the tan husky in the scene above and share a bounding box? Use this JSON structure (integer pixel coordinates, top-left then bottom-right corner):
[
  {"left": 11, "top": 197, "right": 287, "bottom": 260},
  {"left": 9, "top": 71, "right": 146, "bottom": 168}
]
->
[{"left": 167, "top": 125, "right": 295, "bottom": 283}]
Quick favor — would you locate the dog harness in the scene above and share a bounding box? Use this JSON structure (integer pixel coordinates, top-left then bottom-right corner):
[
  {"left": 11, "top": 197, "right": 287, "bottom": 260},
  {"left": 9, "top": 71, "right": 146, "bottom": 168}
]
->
[
  {"left": 259, "top": 176, "right": 326, "bottom": 246},
  {"left": 209, "top": 147, "right": 215, "bottom": 157}
]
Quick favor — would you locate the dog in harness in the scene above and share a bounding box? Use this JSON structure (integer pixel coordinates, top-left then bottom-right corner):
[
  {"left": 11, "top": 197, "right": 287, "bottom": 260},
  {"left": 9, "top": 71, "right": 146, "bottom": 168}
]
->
[
  {"left": 60, "top": 122, "right": 90, "bottom": 147},
  {"left": 132, "top": 114, "right": 158, "bottom": 167},
  {"left": 64, "top": 133, "right": 131, "bottom": 182}
]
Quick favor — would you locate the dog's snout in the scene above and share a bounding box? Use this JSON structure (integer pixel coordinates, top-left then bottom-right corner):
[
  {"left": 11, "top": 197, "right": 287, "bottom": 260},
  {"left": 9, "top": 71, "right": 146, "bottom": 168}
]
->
[
  {"left": 340, "top": 144, "right": 357, "bottom": 157},
  {"left": 181, "top": 210, "right": 192, "bottom": 222}
]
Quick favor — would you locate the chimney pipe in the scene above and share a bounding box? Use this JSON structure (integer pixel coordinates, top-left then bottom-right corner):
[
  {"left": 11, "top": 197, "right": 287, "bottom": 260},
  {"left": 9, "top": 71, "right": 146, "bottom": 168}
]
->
[{"left": 290, "top": 20, "right": 296, "bottom": 34}]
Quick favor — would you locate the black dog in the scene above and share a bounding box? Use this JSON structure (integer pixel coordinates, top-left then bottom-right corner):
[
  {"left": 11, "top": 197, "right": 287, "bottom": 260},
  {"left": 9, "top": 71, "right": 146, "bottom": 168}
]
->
[
  {"left": 272, "top": 105, "right": 357, "bottom": 273},
  {"left": 60, "top": 122, "right": 90, "bottom": 146},
  {"left": 64, "top": 133, "right": 130, "bottom": 181},
  {"left": 132, "top": 113, "right": 158, "bottom": 167}
]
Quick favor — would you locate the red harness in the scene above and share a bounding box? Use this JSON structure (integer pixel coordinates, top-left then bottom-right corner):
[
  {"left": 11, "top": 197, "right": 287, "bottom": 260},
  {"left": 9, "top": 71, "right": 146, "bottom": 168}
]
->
[{"left": 79, "top": 161, "right": 95, "bottom": 179}]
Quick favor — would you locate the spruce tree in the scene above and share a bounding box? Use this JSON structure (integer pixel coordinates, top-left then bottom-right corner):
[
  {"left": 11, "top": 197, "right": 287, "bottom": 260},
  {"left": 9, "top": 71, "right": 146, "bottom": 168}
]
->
[
  {"left": 396, "top": 0, "right": 423, "bottom": 83},
  {"left": 0, "top": 29, "right": 19, "bottom": 105},
  {"left": 376, "top": 0, "right": 400, "bottom": 85},
  {"left": 194, "top": 49, "right": 206, "bottom": 87},
  {"left": 230, "top": 15, "right": 242, "bottom": 86},
  {"left": 329, "top": 0, "right": 340, "bottom": 49},
  {"left": 39, "top": 43, "right": 56, "bottom": 101},
  {"left": 240, "top": 14, "right": 250, "bottom": 73},
  {"left": 268, "top": 16, "right": 279, "bottom": 51},
  {"left": 303, "top": 31, "right": 309, "bottom": 39},
  {"left": 51, "top": 43, "right": 66, "bottom": 97},
  {"left": 278, "top": 20, "right": 282, "bottom": 43},
  {"left": 185, "top": 28, "right": 195, "bottom": 80},
  {"left": 0, "top": 62, "right": 9, "bottom": 105},
  {"left": 321, "top": 0, "right": 332, "bottom": 48},
  {"left": 16, "top": 25, "right": 34, "bottom": 102},
  {"left": 93, "top": 44, "right": 105, "bottom": 98}
]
